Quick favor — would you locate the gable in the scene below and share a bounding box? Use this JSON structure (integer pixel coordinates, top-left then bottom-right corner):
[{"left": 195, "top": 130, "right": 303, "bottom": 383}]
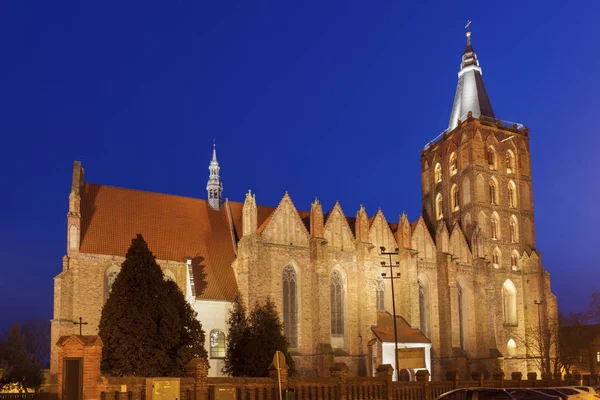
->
[
  {"left": 369, "top": 210, "right": 397, "bottom": 252},
  {"left": 411, "top": 217, "right": 436, "bottom": 261},
  {"left": 324, "top": 202, "right": 355, "bottom": 251},
  {"left": 449, "top": 224, "right": 472, "bottom": 264},
  {"left": 261, "top": 193, "right": 309, "bottom": 246}
]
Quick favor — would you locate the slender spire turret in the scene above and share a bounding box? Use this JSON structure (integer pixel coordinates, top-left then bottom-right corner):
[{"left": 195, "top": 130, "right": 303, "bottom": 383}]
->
[
  {"left": 447, "top": 24, "right": 495, "bottom": 132},
  {"left": 206, "top": 141, "right": 223, "bottom": 210}
]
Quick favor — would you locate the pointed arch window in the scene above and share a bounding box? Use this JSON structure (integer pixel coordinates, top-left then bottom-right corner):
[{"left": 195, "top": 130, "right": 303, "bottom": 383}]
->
[
  {"left": 330, "top": 270, "right": 344, "bottom": 336},
  {"left": 376, "top": 275, "right": 385, "bottom": 312},
  {"left": 508, "top": 181, "right": 517, "bottom": 208},
  {"left": 487, "top": 147, "right": 496, "bottom": 169},
  {"left": 451, "top": 184, "right": 460, "bottom": 211},
  {"left": 210, "top": 329, "right": 226, "bottom": 358},
  {"left": 507, "top": 339, "right": 517, "bottom": 357},
  {"left": 104, "top": 265, "right": 120, "bottom": 304},
  {"left": 283, "top": 265, "right": 298, "bottom": 347},
  {"left": 434, "top": 163, "right": 442, "bottom": 183},
  {"left": 511, "top": 251, "right": 519, "bottom": 271},
  {"left": 492, "top": 248, "right": 501, "bottom": 267},
  {"left": 435, "top": 193, "right": 444, "bottom": 220},
  {"left": 506, "top": 151, "right": 515, "bottom": 174},
  {"left": 418, "top": 278, "right": 430, "bottom": 338},
  {"left": 503, "top": 280, "right": 518, "bottom": 326},
  {"left": 509, "top": 217, "right": 518, "bottom": 243},
  {"left": 457, "top": 283, "right": 466, "bottom": 350},
  {"left": 491, "top": 215, "right": 499, "bottom": 240},
  {"left": 489, "top": 180, "right": 498, "bottom": 205},
  {"left": 449, "top": 152, "right": 458, "bottom": 176}
]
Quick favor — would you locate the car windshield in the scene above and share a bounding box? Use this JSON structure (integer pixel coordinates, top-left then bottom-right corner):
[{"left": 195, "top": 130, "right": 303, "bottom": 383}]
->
[
  {"left": 574, "top": 387, "right": 590, "bottom": 393},
  {"left": 556, "top": 389, "right": 579, "bottom": 395}
]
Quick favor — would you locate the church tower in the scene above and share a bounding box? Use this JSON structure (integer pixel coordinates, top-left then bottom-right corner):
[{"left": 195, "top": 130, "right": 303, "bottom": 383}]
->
[
  {"left": 421, "top": 27, "right": 536, "bottom": 270},
  {"left": 206, "top": 142, "right": 223, "bottom": 210}
]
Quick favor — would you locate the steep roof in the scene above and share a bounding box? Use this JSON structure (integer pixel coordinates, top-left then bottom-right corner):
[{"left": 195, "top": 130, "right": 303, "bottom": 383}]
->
[
  {"left": 371, "top": 312, "right": 430, "bottom": 344},
  {"left": 79, "top": 183, "right": 272, "bottom": 301}
]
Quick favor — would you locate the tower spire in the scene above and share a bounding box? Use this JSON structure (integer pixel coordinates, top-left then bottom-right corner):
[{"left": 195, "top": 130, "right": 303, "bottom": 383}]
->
[
  {"left": 206, "top": 140, "right": 223, "bottom": 210},
  {"left": 447, "top": 22, "right": 495, "bottom": 132}
]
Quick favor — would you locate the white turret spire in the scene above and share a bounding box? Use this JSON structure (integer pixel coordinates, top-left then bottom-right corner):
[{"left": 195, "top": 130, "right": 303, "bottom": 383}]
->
[
  {"left": 447, "top": 23, "right": 495, "bottom": 132},
  {"left": 206, "top": 141, "right": 223, "bottom": 210}
]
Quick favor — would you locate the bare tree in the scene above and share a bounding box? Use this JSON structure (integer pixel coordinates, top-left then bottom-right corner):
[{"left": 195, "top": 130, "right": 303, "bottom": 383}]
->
[
  {"left": 20, "top": 320, "right": 51, "bottom": 369},
  {"left": 514, "top": 317, "right": 560, "bottom": 375}
]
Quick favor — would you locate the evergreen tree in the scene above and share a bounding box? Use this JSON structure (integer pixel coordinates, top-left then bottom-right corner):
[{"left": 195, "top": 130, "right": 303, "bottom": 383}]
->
[
  {"left": 99, "top": 234, "right": 207, "bottom": 376},
  {"left": 0, "top": 323, "right": 43, "bottom": 392},
  {"left": 223, "top": 293, "right": 248, "bottom": 376}
]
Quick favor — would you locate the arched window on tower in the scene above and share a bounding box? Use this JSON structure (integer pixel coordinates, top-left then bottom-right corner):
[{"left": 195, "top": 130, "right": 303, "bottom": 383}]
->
[
  {"left": 506, "top": 150, "right": 516, "bottom": 174},
  {"left": 451, "top": 184, "right": 460, "bottom": 211},
  {"left": 449, "top": 152, "right": 458, "bottom": 176},
  {"left": 491, "top": 214, "right": 499, "bottom": 240},
  {"left": 508, "top": 181, "right": 517, "bottom": 208},
  {"left": 418, "top": 278, "right": 430, "bottom": 338},
  {"left": 376, "top": 275, "right": 385, "bottom": 312},
  {"left": 511, "top": 251, "right": 519, "bottom": 271},
  {"left": 209, "top": 329, "right": 226, "bottom": 358},
  {"left": 457, "top": 282, "right": 466, "bottom": 350},
  {"left": 492, "top": 248, "right": 501, "bottom": 268},
  {"left": 510, "top": 217, "right": 518, "bottom": 243},
  {"left": 330, "top": 270, "right": 344, "bottom": 336},
  {"left": 104, "top": 265, "right": 120, "bottom": 304},
  {"left": 435, "top": 193, "right": 444, "bottom": 220},
  {"left": 503, "top": 280, "right": 518, "bottom": 326},
  {"left": 489, "top": 180, "right": 498, "bottom": 205},
  {"left": 507, "top": 339, "right": 517, "bottom": 357},
  {"left": 283, "top": 265, "right": 298, "bottom": 348},
  {"left": 487, "top": 147, "right": 497, "bottom": 170},
  {"left": 434, "top": 163, "right": 442, "bottom": 183}
]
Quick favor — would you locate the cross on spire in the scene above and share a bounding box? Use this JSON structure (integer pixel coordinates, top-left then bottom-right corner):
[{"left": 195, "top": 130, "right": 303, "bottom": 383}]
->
[{"left": 73, "top": 316, "right": 88, "bottom": 336}]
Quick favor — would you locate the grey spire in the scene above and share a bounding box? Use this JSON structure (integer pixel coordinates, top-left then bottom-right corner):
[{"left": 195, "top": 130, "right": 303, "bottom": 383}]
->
[
  {"left": 206, "top": 141, "right": 223, "bottom": 210},
  {"left": 447, "top": 28, "right": 495, "bottom": 132}
]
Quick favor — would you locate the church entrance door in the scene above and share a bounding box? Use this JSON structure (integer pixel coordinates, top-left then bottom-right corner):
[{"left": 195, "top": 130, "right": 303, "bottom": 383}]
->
[{"left": 63, "top": 358, "right": 82, "bottom": 400}]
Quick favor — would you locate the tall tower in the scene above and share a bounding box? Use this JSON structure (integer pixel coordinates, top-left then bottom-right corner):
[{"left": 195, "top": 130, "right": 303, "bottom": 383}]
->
[
  {"left": 421, "top": 28, "right": 536, "bottom": 269},
  {"left": 206, "top": 142, "right": 223, "bottom": 210}
]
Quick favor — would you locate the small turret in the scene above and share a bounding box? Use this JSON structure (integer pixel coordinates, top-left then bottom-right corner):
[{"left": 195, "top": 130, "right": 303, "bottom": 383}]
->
[
  {"left": 242, "top": 190, "right": 257, "bottom": 236},
  {"left": 206, "top": 142, "right": 223, "bottom": 210},
  {"left": 310, "top": 197, "right": 324, "bottom": 238}
]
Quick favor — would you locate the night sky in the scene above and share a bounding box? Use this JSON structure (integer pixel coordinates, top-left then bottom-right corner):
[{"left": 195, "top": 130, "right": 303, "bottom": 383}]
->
[{"left": 1, "top": 1, "right": 599, "bottom": 331}]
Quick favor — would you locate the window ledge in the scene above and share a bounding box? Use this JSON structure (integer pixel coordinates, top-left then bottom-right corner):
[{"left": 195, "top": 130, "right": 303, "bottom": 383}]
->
[{"left": 503, "top": 323, "right": 518, "bottom": 328}]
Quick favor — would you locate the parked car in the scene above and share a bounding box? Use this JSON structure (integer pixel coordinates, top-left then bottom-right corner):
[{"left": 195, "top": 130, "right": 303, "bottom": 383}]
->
[
  {"left": 572, "top": 387, "right": 599, "bottom": 395},
  {"left": 552, "top": 387, "right": 596, "bottom": 400},
  {"left": 507, "top": 388, "right": 562, "bottom": 400},
  {"left": 532, "top": 388, "right": 570, "bottom": 400},
  {"left": 438, "top": 388, "right": 519, "bottom": 400}
]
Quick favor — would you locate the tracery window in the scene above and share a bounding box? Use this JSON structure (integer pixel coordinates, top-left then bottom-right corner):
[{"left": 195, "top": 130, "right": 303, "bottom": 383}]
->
[
  {"left": 451, "top": 184, "right": 460, "bottom": 211},
  {"left": 449, "top": 152, "right": 458, "bottom": 176},
  {"left": 503, "top": 280, "right": 517, "bottom": 326},
  {"left": 330, "top": 270, "right": 344, "bottom": 336},
  {"left": 209, "top": 330, "right": 226, "bottom": 358},
  {"left": 376, "top": 275, "right": 385, "bottom": 312},
  {"left": 283, "top": 265, "right": 298, "bottom": 347},
  {"left": 435, "top": 193, "right": 443, "bottom": 220},
  {"left": 434, "top": 163, "right": 442, "bottom": 183}
]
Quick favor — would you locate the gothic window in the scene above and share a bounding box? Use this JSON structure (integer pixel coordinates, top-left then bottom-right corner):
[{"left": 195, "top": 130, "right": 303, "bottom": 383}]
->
[
  {"left": 163, "top": 269, "right": 176, "bottom": 282},
  {"left": 418, "top": 278, "right": 430, "bottom": 338},
  {"left": 507, "top": 339, "right": 517, "bottom": 357},
  {"left": 487, "top": 147, "right": 496, "bottom": 169},
  {"left": 330, "top": 270, "right": 344, "bottom": 336},
  {"left": 457, "top": 283, "right": 466, "bottom": 350},
  {"left": 434, "top": 163, "right": 442, "bottom": 183},
  {"left": 375, "top": 275, "right": 385, "bottom": 312},
  {"left": 509, "top": 217, "right": 518, "bottom": 243},
  {"left": 435, "top": 193, "right": 443, "bottom": 220},
  {"left": 511, "top": 251, "right": 519, "bottom": 271},
  {"left": 104, "top": 265, "right": 120, "bottom": 303},
  {"left": 283, "top": 265, "right": 298, "bottom": 348},
  {"left": 597, "top": 351, "right": 600, "bottom": 363},
  {"left": 503, "top": 280, "right": 517, "bottom": 326},
  {"left": 506, "top": 150, "right": 515, "bottom": 174},
  {"left": 492, "top": 248, "right": 501, "bottom": 267},
  {"left": 209, "top": 329, "right": 226, "bottom": 358},
  {"left": 451, "top": 184, "right": 460, "bottom": 211},
  {"left": 491, "top": 215, "right": 499, "bottom": 240},
  {"left": 508, "top": 181, "right": 517, "bottom": 208},
  {"left": 449, "top": 152, "right": 458, "bottom": 176},
  {"left": 489, "top": 180, "right": 498, "bottom": 205}
]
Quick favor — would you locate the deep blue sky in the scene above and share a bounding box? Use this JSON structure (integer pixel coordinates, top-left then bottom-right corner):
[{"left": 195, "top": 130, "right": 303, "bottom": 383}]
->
[{"left": 1, "top": 1, "right": 599, "bottom": 330}]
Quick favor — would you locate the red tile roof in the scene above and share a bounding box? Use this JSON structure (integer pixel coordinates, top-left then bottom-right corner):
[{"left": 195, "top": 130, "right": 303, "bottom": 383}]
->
[{"left": 371, "top": 312, "right": 430, "bottom": 343}]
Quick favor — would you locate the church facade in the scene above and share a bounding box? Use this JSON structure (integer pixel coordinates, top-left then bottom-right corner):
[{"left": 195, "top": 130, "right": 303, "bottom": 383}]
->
[{"left": 51, "top": 31, "right": 558, "bottom": 380}]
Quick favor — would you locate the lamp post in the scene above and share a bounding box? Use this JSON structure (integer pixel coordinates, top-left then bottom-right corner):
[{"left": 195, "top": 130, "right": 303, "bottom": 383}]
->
[
  {"left": 534, "top": 300, "right": 544, "bottom": 372},
  {"left": 380, "top": 246, "right": 401, "bottom": 382}
]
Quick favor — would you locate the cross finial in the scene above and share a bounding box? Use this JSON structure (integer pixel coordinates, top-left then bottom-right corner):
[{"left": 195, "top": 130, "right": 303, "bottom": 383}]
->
[{"left": 73, "top": 316, "right": 88, "bottom": 336}]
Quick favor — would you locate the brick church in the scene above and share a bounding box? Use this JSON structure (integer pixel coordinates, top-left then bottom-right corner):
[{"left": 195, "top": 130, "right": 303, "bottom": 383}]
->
[{"left": 51, "top": 29, "right": 558, "bottom": 380}]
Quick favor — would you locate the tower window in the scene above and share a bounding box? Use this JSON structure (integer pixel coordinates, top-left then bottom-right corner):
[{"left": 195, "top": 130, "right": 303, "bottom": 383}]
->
[
  {"left": 489, "top": 180, "right": 498, "bottom": 205},
  {"left": 503, "top": 280, "right": 517, "bottom": 326},
  {"left": 434, "top": 163, "right": 442, "bottom": 183},
  {"left": 510, "top": 217, "right": 518, "bottom": 243},
  {"left": 506, "top": 151, "right": 515, "bottom": 174},
  {"left": 491, "top": 215, "right": 499, "bottom": 240},
  {"left": 451, "top": 184, "right": 460, "bottom": 211},
  {"left": 508, "top": 181, "right": 517, "bottom": 208},
  {"left": 449, "top": 152, "right": 458, "bottom": 176},
  {"left": 507, "top": 339, "right": 517, "bottom": 357},
  {"left": 487, "top": 147, "right": 496, "bottom": 170},
  {"left": 492, "top": 248, "right": 501, "bottom": 267},
  {"left": 511, "top": 251, "right": 519, "bottom": 271},
  {"left": 435, "top": 193, "right": 443, "bottom": 220}
]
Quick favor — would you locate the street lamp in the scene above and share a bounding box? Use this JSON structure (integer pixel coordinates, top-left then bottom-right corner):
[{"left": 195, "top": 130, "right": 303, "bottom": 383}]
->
[{"left": 380, "top": 246, "right": 401, "bottom": 382}]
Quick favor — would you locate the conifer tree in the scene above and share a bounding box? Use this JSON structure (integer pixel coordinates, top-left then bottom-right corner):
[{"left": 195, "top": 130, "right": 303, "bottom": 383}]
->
[
  {"left": 0, "top": 323, "right": 43, "bottom": 392},
  {"left": 99, "top": 234, "right": 207, "bottom": 376},
  {"left": 223, "top": 293, "right": 248, "bottom": 376}
]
